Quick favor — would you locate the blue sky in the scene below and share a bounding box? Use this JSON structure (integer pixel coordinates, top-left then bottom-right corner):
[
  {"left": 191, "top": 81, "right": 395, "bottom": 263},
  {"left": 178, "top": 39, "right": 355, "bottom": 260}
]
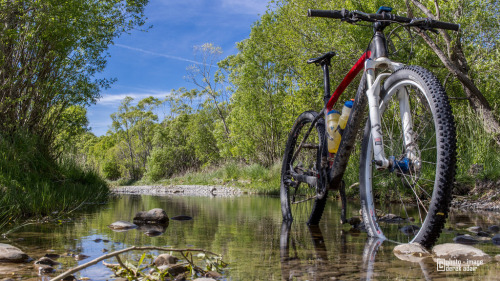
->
[{"left": 88, "top": 0, "right": 269, "bottom": 136}]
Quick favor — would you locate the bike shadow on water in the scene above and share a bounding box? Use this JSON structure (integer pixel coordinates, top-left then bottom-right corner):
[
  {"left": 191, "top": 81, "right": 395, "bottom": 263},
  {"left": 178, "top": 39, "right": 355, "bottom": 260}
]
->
[{"left": 279, "top": 221, "right": 435, "bottom": 280}]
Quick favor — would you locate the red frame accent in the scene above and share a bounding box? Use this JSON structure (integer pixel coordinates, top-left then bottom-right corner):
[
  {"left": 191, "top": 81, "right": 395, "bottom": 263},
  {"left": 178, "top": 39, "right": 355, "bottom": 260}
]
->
[{"left": 326, "top": 51, "right": 371, "bottom": 112}]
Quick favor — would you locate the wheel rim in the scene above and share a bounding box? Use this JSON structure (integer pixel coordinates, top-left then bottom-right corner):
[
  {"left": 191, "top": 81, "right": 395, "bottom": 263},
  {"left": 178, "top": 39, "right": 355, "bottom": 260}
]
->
[
  {"left": 364, "top": 80, "right": 438, "bottom": 243},
  {"left": 284, "top": 119, "right": 323, "bottom": 223}
]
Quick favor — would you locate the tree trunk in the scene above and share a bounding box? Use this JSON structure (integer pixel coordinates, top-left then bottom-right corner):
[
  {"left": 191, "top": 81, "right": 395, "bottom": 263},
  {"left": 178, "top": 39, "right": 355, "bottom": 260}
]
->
[{"left": 409, "top": 0, "right": 500, "bottom": 146}]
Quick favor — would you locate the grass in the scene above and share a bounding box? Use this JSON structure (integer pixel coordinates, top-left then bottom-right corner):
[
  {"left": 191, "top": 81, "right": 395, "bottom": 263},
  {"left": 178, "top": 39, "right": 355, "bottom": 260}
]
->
[
  {"left": 137, "top": 161, "right": 283, "bottom": 195},
  {"left": 0, "top": 132, "right": 109, "bottom": 230},
  {"left": 454, "top": 106, "right": 500, "bottom": 182}
]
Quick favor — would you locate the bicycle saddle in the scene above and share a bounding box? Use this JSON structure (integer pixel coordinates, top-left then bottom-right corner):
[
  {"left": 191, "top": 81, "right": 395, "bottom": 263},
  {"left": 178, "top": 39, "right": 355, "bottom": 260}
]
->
[{"left": 307, "top": 51, "right": 336, "bottom": 65}]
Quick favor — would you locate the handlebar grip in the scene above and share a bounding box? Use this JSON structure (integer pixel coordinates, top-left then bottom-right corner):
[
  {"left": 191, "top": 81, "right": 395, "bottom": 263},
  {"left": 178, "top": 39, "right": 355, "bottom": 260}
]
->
[
  {"left": 308, "top": 9, "right": 343, "bottom": 19},
  {"left": 428, "top": 19, "right": 460, "bottom": 31}
]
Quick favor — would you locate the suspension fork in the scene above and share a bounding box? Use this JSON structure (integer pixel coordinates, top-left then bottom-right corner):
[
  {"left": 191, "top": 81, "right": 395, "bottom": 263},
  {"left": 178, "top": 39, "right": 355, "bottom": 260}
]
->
[{"left": 365, "top": 57, "right": 408, "bottom": 170}]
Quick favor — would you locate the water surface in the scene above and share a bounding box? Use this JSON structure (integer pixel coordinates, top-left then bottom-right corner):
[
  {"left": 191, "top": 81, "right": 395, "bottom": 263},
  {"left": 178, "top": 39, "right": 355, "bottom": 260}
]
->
[{"left": 1, "top": 194, "right": 500, "bottom": 280}]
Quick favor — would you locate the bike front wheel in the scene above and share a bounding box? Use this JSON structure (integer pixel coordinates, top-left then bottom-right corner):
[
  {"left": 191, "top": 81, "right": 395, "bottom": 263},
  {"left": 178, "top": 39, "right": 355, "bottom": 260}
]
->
[
  {"left": 281, "top": 111, "right": 328, "bottom": 225},
  {"left": 360, "top": 66, "right": 456, "bottom": 248}
]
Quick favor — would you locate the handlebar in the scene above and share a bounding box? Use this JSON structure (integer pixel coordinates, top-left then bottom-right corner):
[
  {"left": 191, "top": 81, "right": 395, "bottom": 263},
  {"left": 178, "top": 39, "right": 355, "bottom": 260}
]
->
[{"left": 307, "top": 9, "right": 459, "bottom": 31}]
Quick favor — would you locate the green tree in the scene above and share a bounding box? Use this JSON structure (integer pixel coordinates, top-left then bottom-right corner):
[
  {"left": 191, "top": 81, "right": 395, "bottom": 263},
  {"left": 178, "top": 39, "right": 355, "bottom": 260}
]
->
[
  {"left": 111, "top": 96, "right": 161, "bottom": 180},
  {"left": 0, "top": 0, "right": 148, "bottom": 149}
]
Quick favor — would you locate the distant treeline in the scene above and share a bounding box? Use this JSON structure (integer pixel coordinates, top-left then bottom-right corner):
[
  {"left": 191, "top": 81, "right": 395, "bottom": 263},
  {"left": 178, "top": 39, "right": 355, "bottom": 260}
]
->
[{"left": 70, "top": 1, "right": 500, "bottom": 185}]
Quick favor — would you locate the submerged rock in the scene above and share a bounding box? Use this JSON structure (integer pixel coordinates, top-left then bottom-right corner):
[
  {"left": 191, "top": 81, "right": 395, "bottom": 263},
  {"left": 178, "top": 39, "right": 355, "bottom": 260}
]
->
[
  {"left": 492, "top": 234, "right": 500, "bottom": 245},
  {"left": 138, "top": 224, "right": 167, "bottom": 237},
  {"left": 467, "top": 226, "right": 482, "bottom": 234},
  {"left": 108, "top": 221, "right": 138, "bottom": 231},
  {"left": 0, "top": 243, "right": 30, "bottom": 263},
  {"left": 400, "top": 225, "right": 420, "bottom": 236},
  {"left": 378, "top": 214, "right": 405, "bottom": 223},
  {"left": 453, "top": 235, "right": 479, "bottom": 245},
  {"left": 35, "top": 257, "right": 59, "bottom": 266},
  {"left": 477, "top": 231, "right": 491, "bottom": 237},
  {"left": 134, "top": 208, "right": 169, "bottom": 224},
  {"left": 432, "top": 243, "right": 491, "bottom": 262},
  {"left": 44, "top": 253, "right": 60, "bottom": 259},
  {"left": 170, "top": 215, "right": 193, "bottom": 221},
  {"left": 36, "top": 264, "right": 55, "bottom": 274},
  {"left": 489, "top": 225, "right": 500, "bottom": 233},
  {"left": 393, "top": 243, "right": 430, "bottom": 262},
  {"left": 154, "top": 254, "right": 179, "bottom": 266}
]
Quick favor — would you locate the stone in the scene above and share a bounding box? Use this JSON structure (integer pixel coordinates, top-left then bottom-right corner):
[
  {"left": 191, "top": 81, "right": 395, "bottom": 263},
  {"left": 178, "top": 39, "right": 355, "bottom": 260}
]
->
[
  {"left": 455, "top": 222, "right": 467, "bottom": 228},
  {"left": 138, "top": 224, "right": 167, "bottom": 237},
  {"left": 393, "top": 243, "right": 431, "bottom": 262},
  {"left": 170, "top": 215, "right": 193, "bottom": 221},
  {"left": 399, "top": 225, "right": 420, "bottom": 236},
  {"left": 44, "top": 253, "right": 60, "bottom": 259},
  {"left": 134, "top": 208, "right": 169, "bottom": 224},
  {"left": 492, "top": 234, "right": 500, "bottom": 245},
  {"left": 205, "top": 271, "right": 222, "bottom": 278},
  {"left": 467, "top": 226, "right": 482, "bottom": 234},
  {"left": 489, "top": 225, "right": 500, "bottom": 233},
  {"left": 378, "top": 214, "right": 405, "bottom": 223},
  {"left": 0, "top": 243, "right": 29, "bottom": 263},
  {"left": 35, "top": 257, "right": 60, "bottom": 266},
  {"left": 477, "top": 231, "right": 491, "bottom": 237},
  {"left": 108, "top": 221, "right": 138, "bottom": 231},
  {"left": 432, "top": 243, "right": 491, "bottom": 262},
  {"left": 36, "top": 264, "right": 55, "bottom": 274},
  {"left": 74, "top": 254, "right": 89, "bottom": 261},
  {"left": 495, "top": 254, "right": 500, "bottom": 262},
  {"left": 193, "top": 278, "right": 216, "bottom": 281},
  {"left": 154, "top": 254, "right": 179, "bottom": 266},
  {"left": 453, "top": 235, "right": 479, "bottom": 245}
]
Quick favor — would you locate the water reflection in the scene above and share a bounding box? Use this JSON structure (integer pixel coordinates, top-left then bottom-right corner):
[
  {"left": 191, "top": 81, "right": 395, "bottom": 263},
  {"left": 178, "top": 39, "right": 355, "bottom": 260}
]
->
[
  {"left": 2, "top": 195, "right": 500, "bottom": 280},
  {"left": 280, "top": 221, "right": 437, "bottom": 281},
  {"left": 281, "top": 221, "right": 385, "bottom": 280}
]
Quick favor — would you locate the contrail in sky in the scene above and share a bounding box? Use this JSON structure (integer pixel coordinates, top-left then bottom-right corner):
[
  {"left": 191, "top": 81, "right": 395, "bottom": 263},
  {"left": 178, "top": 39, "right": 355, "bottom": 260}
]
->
[{"left": 114, "top": 44, "right": 214, "bottom": 66}]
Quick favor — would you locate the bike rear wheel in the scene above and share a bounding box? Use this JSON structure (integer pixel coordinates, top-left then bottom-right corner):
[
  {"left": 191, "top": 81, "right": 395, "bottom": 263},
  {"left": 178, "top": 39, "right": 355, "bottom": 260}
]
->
[
  {"left": 360, "top": 66, "right": 456, "bottom": 248},
  {"left": 281, "top": 111, "right": 328, "bottom": 225}
]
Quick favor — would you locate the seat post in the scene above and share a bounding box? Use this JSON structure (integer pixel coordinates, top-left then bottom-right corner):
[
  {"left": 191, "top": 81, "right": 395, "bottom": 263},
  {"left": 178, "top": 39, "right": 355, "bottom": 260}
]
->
[{"left": 321, "top": 61, "right": 331, "bottom": 106}]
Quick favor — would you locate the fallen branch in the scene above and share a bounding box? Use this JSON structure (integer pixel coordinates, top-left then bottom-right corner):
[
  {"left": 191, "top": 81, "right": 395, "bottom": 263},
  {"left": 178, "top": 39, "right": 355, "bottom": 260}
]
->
[{"left": 49, "top": 247, "right": 221, "bottom": 281}]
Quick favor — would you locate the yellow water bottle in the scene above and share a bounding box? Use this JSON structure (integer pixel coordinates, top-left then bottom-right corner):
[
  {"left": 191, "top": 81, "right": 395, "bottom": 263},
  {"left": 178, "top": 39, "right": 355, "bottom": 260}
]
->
[
  {"left": 338, "top": 100, "right": 354, "bottom": 130},
  {"left": 326, "top": 110, "right": 341, "bottom": 153}
]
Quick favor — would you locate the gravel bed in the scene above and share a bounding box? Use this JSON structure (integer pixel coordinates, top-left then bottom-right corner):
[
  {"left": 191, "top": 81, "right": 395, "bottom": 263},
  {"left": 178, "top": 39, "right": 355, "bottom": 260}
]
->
[{"left": 111, "top": 185, "right": 244, "bottom": 197}]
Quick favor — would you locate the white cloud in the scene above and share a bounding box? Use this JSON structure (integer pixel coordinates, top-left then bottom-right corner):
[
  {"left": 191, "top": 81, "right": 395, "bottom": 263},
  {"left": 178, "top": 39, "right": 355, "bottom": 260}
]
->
[{"left": 98, "top": 91, "right": 171, "bottom": 106}]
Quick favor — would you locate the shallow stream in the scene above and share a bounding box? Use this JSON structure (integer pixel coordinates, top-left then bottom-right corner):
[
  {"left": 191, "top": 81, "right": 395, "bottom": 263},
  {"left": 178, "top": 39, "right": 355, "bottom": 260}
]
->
[{"left": 1, "top": 194, "right": 500, "bottom": 280}]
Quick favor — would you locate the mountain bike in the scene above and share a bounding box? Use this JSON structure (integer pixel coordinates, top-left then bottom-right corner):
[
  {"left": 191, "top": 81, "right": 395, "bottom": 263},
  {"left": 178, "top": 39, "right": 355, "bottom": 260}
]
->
[{"left": 280, "top": 6, "right": 458, "bottom": 248}]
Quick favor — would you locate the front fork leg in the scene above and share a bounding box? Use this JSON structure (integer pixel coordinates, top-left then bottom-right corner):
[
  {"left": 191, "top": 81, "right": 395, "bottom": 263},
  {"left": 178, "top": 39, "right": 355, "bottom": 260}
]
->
[{"left": 366, "top": 71, "right": 392, "bottom": 169}]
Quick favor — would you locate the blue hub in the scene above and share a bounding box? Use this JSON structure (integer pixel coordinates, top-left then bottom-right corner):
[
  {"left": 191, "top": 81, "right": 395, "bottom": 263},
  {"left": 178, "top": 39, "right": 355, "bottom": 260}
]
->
[{"left": 389, "top": 156, "right": 410, "bottom": 173}]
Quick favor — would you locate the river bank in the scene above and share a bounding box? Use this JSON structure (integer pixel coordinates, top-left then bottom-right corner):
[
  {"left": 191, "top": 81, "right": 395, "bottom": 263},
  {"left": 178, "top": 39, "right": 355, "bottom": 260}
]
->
[
  {"left": 112, "top": 185, "right": 244, "bottom": 197},
  {"left": 112, "top": 182, "right": 500, "bottom": 211}
]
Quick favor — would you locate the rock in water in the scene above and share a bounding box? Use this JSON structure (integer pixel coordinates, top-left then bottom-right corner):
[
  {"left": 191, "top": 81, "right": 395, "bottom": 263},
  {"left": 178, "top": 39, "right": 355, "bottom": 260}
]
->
[
  {"left": 453, "top": 235, "right": 479, "bottom": 245},
  {"left": 399, "top": 225, "right": 420, "bottom": 236},
  {"left": 154, "top": 254, "right": 179, "bottom": 266},
  {"left": 108, "top": 221, "right": 138, "bottom": 231},
  {"left": 432, "top": 243, "right": 491, "bottom": 262},
  {"left": 492, "top": 234, "right": 500, "bottom": 245},
  {"left": 466, "top": 226, "right": 482, "bottom": 234},
  {"left": 393, "top": 243, "right": 430, "bottom": 262},
  {"left": 35, "top": 257, "right": 60, "bottom": 266},
  {"left": 134, "top": 208, "right": 169, "bottom": 224},
  {"left": 0, "top": 243, "right": 29, "bottom": 263},
  {"left": 477, "top": 231, "right": 491, "bottom": 237},
  {"left": 489, "top": 225, "right": 500, "bottom": 233},
  {"left": 170, "top": 215, "right": 193, "bottom": 221}
]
